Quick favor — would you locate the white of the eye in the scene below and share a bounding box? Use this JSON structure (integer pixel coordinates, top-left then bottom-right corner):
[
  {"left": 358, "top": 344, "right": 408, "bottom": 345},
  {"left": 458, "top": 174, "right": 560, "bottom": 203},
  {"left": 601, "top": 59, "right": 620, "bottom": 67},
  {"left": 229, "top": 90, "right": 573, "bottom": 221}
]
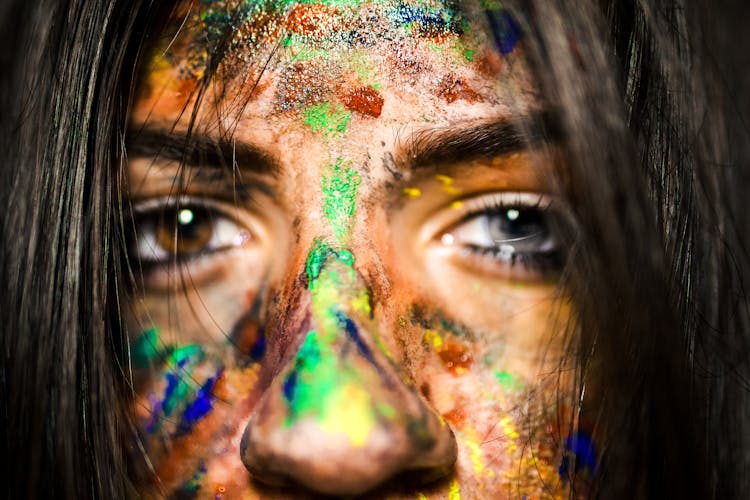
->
[
  {"left": 445, "top": 216, "right": 496, "bottom": 248},
  {"left": 135, "top": 229, "right": 170, "bottom": 261},
  {"left": 211, "top": 218, "right": 248, "bottom": 249}
]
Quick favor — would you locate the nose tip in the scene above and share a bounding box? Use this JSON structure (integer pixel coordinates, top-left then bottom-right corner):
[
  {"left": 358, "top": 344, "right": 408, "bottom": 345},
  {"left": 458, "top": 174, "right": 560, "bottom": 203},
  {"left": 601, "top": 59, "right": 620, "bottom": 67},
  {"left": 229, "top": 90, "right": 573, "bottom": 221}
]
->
[{"left": 239, "top": 325, "right": 457, "bottom": 496}]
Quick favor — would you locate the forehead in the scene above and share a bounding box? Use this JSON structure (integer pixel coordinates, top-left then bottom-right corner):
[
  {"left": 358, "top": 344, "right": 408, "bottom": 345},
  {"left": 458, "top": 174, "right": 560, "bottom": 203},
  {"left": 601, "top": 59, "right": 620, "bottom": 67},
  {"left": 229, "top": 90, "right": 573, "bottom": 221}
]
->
[{"left": 134, "top": 0, "right": 537, "bottom": 130}]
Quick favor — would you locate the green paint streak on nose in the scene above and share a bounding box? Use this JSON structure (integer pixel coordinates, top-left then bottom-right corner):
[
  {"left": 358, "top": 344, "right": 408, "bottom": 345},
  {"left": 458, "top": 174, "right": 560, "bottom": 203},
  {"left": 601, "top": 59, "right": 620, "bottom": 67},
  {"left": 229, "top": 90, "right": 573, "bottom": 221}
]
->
[
  {"left": 322, "top": 158, "right": 362, "bottom": 242},
  {"left": 283, "top": 240, "right": 380, "bottom": 444}
]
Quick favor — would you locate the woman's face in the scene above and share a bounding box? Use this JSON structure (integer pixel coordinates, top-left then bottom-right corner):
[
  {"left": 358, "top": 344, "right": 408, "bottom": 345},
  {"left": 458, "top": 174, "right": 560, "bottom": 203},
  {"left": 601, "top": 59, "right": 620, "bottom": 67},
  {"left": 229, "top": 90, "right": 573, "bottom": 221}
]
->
[{"left": 125, "top": 1, "right": 586, "bottom": 498}]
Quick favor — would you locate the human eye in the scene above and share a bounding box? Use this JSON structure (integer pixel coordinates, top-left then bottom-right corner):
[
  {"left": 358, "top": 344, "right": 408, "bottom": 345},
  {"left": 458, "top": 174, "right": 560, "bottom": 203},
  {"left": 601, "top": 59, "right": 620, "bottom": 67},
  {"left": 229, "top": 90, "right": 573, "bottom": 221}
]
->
[
  {"left": 130, "top": 196, "right": 252, "bottom": 268},
  {"left": 424, "top": 192, "right": 561, "bottom": 279}
]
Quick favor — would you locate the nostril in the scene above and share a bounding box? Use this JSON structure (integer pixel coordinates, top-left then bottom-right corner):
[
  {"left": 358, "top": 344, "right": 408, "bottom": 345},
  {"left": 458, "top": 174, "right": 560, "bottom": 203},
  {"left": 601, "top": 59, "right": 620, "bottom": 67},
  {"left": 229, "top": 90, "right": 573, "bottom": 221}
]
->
[{"left": 240, "top": 411, "right": 457, "bottom": 496}]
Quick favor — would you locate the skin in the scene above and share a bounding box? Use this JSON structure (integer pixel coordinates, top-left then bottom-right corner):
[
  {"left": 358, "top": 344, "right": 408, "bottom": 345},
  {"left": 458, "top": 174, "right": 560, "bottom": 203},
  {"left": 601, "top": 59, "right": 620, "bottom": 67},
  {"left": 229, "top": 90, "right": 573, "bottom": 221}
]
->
[{"left": 124, "top": 1, "right": 589, "bottom": 498}]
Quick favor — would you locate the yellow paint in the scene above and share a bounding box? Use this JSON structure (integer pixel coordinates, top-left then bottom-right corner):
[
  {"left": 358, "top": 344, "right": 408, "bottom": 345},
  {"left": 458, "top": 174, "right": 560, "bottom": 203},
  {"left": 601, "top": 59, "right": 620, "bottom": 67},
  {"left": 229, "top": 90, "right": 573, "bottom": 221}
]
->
[
  {"left": 436, "top": 174, "right": 454, "bottom": 185},
  {"left": 450, "top": 200, "right": 463, "bottom": 210},
  {"left": 417, "top": 494, "right": 430, "bottom": 500},
  {"left": 321, "top": 383, "right": 375, "bottom": 447},
  {"left": 423, "top": 329, "right": 443, "bottom": 349},
  {"left": 448, "top": 479, "right": 461, "bottom": 500},
  {"left": 403, "top": 187, "right": 422, "bottom": 198},
  {"left": 465, "top": 438, "right": 485, "bottom": 476},
  {"left": 499, "top": 415, "right": 520, "bottom": 453}
]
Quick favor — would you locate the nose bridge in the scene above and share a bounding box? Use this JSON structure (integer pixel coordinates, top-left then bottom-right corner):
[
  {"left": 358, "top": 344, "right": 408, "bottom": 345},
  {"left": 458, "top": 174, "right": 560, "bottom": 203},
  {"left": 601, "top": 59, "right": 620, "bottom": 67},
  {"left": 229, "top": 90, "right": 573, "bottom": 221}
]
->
[{"left": 240, "top": 239, "right": 457, "bottom": 495}]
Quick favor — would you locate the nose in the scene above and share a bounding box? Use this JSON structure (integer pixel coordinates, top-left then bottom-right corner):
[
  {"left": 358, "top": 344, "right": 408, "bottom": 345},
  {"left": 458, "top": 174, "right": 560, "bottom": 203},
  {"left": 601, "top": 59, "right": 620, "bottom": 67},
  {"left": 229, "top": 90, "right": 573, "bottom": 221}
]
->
[{"left": 240, "top": 241, "right": 457, "bottom": 496}]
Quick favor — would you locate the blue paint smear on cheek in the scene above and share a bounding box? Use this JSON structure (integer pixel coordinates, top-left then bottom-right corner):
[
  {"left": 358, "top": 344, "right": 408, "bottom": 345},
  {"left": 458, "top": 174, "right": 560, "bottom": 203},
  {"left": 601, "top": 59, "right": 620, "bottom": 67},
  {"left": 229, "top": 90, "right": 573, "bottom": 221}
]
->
[
  {"left": 283, "top": 369, "right": 298, "bottom": 403},
  {"left": 559, "top": 431, "right": 597, "bottom": 479},
  {"left": 485, "top": 9, "right": 523, "bottom": 54},
  {"left": 177, "top": 371, "right": 222, "bottom": 436}
]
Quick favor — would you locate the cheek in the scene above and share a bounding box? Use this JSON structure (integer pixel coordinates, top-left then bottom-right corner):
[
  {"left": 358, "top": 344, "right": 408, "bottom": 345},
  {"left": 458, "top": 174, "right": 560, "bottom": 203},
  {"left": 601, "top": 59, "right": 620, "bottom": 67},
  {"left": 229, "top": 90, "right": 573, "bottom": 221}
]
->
[
  {"left": 394, "top": 296, "right": 572, "bottom": 494},
  {"left": 127, "top": 289, "right": 269, "bottom": 492}
]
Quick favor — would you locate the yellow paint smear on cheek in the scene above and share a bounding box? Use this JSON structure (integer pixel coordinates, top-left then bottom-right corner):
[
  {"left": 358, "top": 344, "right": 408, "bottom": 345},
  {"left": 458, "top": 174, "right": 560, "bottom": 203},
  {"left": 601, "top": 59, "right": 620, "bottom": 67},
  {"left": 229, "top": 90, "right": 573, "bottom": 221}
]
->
[
  {"left": 448, "top": 479, "right": 462, "bottom": 500},
  {"left": 499, "top": 415, "right": 520, "bottom": 453}
]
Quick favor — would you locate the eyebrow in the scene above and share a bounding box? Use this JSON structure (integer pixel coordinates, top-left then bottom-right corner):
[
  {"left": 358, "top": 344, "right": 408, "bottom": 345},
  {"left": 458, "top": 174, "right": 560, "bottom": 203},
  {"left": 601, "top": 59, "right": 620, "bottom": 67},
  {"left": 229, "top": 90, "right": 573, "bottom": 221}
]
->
[
  {"left": 404, "top": 110, "right": 561, "bottom": 169},
  {"left": 127, "top": 110, "right": 560, "bottom": 177},
  {"left": 127, "top": 127, "right": 278, "bottom": 175}
]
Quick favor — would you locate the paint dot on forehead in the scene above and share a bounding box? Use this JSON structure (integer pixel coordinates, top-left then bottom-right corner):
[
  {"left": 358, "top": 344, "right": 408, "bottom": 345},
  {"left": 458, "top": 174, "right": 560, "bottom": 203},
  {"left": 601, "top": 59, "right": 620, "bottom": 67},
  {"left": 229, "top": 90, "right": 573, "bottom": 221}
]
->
[
  {"left": 285, "top": 3, "right": 345, "bottom": 37},
  {"left": 340, "top": 85, "right": 384, "bottom": 117},
  {"left": 438, "top": 74, "right": 483, "bottom": 103}
]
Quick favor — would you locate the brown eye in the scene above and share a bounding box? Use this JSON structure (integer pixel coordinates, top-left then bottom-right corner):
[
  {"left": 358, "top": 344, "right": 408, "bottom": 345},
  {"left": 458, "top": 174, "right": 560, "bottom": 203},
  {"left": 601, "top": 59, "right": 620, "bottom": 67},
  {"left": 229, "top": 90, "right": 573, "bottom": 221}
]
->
[
  {"left": 154, "top": 207, "right": 214, "bottom": 255},
  {"left": 132, "top": 203, "right": 250, "bottom": 263}
]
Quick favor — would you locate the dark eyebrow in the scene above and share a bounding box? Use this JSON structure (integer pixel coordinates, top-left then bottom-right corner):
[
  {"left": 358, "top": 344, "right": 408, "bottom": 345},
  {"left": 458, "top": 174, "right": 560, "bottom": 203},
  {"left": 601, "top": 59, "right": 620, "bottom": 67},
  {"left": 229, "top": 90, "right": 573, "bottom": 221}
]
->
[
  {"left": 405, "top": 110, "right": 561, "bottom": 169},
  {"left": 126, "top": 127, "right": 278, "bottom": 175}
]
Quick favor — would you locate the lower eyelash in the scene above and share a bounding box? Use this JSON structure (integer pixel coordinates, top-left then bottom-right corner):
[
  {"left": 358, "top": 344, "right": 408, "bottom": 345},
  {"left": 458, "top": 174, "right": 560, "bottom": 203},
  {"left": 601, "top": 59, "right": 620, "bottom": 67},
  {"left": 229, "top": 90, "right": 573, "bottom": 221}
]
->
[{"left": 464, "top": 244, "right": 563, "bottom": 273}]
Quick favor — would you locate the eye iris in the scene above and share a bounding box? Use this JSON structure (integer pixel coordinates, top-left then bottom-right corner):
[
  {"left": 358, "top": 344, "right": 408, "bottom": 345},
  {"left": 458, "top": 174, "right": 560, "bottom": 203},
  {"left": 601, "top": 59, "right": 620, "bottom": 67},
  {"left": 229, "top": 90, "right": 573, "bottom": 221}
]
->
[
  {"left": 489, "top": 208, "right": 546, "bottom": 243},
  {"left": 155, "top": 207, "right": 214, "bottom": 255}
]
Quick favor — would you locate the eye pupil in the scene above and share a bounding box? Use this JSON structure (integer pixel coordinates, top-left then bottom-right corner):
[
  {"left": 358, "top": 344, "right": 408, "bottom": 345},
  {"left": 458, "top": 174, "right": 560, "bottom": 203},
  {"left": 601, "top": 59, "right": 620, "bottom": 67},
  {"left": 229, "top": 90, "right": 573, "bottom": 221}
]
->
[
  {"left": 490, "top": 208, "right": 545, "bottom": 242},
  {"left": 154, "top": 207, "right": 214, "bottom": 256}
]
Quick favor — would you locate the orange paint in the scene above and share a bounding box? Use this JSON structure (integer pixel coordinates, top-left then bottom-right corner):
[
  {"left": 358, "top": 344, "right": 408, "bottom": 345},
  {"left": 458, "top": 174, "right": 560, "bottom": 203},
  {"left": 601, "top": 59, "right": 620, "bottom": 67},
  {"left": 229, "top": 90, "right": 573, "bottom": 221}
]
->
[
  {"left": 437, "top": 340, "right": 473, "bottom": 375},
  {"left": 443, "top": 407, "right": 467, "bottom": 427},
  {"left": 438, "top": 75, "right": 484, "bottom": 103},
  {"left": 341, "top": 86, "right": 385, "bottom": 117},
  {"left": 285, "top": 4, "right": 344, "bottom": 38}
]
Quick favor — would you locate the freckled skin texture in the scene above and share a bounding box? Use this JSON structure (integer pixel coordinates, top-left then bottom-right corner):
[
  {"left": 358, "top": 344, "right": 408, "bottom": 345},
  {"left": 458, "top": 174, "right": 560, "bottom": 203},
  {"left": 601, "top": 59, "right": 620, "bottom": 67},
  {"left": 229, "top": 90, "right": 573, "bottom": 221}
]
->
[{"left": 124, "top": 1, "right": 581, "bottom": 498}]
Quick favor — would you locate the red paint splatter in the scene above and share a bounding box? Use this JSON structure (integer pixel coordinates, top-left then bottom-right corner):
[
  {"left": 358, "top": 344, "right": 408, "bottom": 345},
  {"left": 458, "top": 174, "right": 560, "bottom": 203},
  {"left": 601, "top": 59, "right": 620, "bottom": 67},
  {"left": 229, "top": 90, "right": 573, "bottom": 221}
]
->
[
  {"left": 438, "top": 75, "right": 484, "bottom": 103},
  {"left": 340, "top": 86, "right": 385, "bottom": 117}
]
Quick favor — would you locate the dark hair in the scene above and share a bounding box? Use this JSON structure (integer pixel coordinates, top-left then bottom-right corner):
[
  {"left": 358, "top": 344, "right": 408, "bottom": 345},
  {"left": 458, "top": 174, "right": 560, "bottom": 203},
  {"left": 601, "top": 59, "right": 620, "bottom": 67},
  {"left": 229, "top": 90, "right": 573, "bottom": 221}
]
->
[{"left": 1, "top": 1, "right": 747, "bottom": 498}]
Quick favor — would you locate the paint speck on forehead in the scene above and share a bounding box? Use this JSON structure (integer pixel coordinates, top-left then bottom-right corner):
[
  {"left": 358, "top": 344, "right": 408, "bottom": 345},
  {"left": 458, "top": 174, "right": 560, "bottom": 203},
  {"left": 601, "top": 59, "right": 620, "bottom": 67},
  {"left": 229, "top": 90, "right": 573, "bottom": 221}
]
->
[
  {"left": 340, "top": 85, "right": 385, "bottom": 117},
  {"left": 304, "top": 102, "right": 352, "bottom": 136}
]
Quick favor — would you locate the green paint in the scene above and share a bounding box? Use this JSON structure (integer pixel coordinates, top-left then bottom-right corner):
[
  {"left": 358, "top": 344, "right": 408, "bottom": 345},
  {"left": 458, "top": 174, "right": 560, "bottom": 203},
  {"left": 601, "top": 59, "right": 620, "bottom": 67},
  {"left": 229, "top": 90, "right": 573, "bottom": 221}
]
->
[
  {"left": 169, "top": 344, "right": 205, "bottom": 367},
  {"left": 131, "top": 327, "right": 161, "bottom": 368},
  {"left": 322, "top": 158, "right": 361, "bottom": 242},
  {"left": 464, "top": 48, "right": 474, "bottom": 62},
  {"left": 304, "top": 102, "right": 351, "bottom": 137},
  {"left": 494, "top": 370, "right": 524, "bottom": 392},
  {"left": 283, "top": 241, "right": 385, "bottom": 443},
  {"left": 481, "top": 0, "right": 504, "bottom": 10},
  {"left": 350, "top": 50, "right": 378, "bottom": 84}
]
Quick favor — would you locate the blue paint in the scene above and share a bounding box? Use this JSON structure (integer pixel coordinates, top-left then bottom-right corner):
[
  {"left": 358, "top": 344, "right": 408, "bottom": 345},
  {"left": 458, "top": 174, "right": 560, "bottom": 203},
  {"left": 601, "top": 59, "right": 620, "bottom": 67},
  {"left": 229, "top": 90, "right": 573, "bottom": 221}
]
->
[
  {"left": 177, "top": 372, "right": 221, "bottom": 435},
  {"left": 485, "top": 9, "right": 523, "bottom": 54},
  {"left": 283, "top": 370, "right": 298, "bottom": 403},
  {"left": 250, "top": 329, "right": 266, "bottom": 361},
  {"left": 335, "top": 310, "right": 375, "bottom": 365},
  {"left": 559, "top": 431, "right": 597, "bottom": 479}
]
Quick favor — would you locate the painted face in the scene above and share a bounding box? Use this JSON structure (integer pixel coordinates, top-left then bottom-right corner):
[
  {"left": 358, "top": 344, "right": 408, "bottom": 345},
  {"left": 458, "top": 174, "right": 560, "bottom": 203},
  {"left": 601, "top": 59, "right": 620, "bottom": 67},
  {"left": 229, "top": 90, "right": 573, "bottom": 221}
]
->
[{"left": 124, "top": 1, "right": 594, "bottom": 498}]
